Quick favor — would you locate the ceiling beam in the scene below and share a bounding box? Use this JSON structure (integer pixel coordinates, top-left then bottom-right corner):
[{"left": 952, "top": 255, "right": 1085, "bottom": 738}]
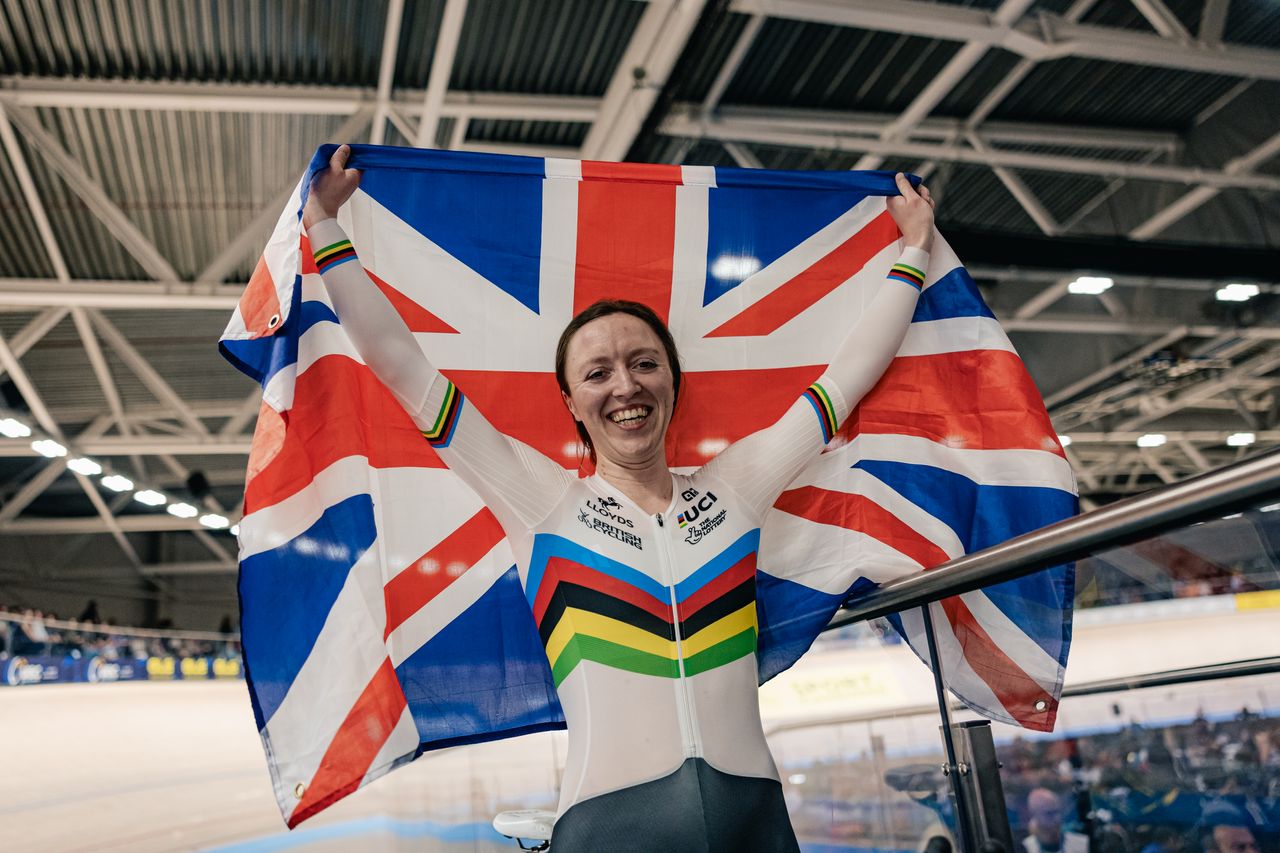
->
[
  {"left": 660, "top": 114, "right": 1280, "bottom": 191},
  {"left": 414, "top": 0, "right": 469, "bottom": 147},
  {"left": 581, "top": 0, "right": 709, "bottom": 161},
  {"left": 0, "top": 78, "right": 600, "bottom": 122},
  {"left": 730, "top": 0, "right": 1280, "bottom": 80},
  {"left": 1129, "top": 131, "right": 1280, "bottom": 240},
  {"left": 1129, "top": 0, "right": 1192, "bottom": 41},
  {"left": 370, "top": 0, "right": 407, "bottom": 146},
  {"left": 853, "top": 0, "right": 1036, "bottom": 170},
  {"left": 0, "top": 437, "right": 251, "bottom": 456},
  {"left": 3, "top": 515, "right": 240, "bottom": 535},
  {"left": 0, "top": 307, "right": 68, "bottom": 383},
  {"left": 691, "top": 104, "right": 1180, "bottom": 152},
  {"left": 701, "top": 14, "right": 766, "bottom": 116},
  {"left": 87, "top": 310, "right": 209, "bottom": 438},
  {"left": 1198, "top": 0, "right": 1230, "bottom": 45},
  {"left": 0, "top": 104, "right": 70, "bottom": 282},
  {"left": 0, "top": 278, "right": 241, "bottom": 309},
  {"left": 967, "top": 131, "right": 1061, "bottom": 236},
  {"left": 4, "top": 105, "right": 180, "bottom": 281},
  {"left": 195, "top": 108, "right": 373, "bottom": 284}
]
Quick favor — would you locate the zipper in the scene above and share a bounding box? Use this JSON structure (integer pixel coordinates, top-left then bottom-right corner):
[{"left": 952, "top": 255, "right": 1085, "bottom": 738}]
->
[{"left": 654, "top": 511, "right": 700, "bottom": 758}]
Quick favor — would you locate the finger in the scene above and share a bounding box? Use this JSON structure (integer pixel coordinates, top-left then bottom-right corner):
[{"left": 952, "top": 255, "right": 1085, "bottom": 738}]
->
[
  {"left": 894, "top": 171, "right": 915, "bottom": 197},
  {"left": 332, "top": 144, "right": 350, "bottom": 171}
]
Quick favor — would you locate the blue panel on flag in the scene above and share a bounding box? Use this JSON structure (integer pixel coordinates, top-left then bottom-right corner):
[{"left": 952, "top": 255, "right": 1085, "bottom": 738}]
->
[
  {"left": 239, "top": 493, "right": 376, "bottom": 729},
  {"left": 396, "top": 566, "right": 564, "bottom": 744},
  {"left": 854, "top": 459, "right": 1076, "bottom": 656},
  {"left": 218, "top": 277, "right": 303, "bottom": 387},
  {"left": 853, "top": 460, "right": 1075, "bottom": 553},
  {"left": 755, "top": 570, "right": 845, "bottom": 683},
  {"left": 704, "top": 187, "right": 867, "bottom": 306},
  {"left": 913, "top": 266, "right": 995, "bottom": 322},
  {"left": 298, "top": 300, "right": 339, "bottom": 336},
  {"left": 335, "top": 147, "right": 544, "bottom": 314}
]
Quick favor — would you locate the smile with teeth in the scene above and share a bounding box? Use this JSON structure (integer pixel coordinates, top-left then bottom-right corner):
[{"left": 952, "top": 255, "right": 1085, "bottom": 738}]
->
[{"left": 608, "top": 406, "right": 652, "bottom": 427}]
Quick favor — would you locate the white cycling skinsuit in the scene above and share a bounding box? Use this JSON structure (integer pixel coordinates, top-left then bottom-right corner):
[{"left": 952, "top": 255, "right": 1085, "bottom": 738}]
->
[{"left": 309, "top": 217, "right": 927, "bottom": 852}]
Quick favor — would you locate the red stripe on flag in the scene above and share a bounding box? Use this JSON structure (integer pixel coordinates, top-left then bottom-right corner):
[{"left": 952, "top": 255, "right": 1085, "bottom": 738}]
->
[
  {"left": 288, "top": 658, "right": 407, "bottom": 828},
  {"left": 706, "top": 210, "right": 899, "bottom": 338},
  {"left": 532, "top": 557, "right": 672, "bottom": 625},
  {"left": 299, "top": 233, "right": 319, "bottom": 276},
  {"left": 667, "top": 366, "right": 823, "bottom": 469},
  {"left": 938, "top": 596, "right": 1057, "bottom": 732},
  {"left": 244, "top": 355, "right": 446, "bottom": 513},
  {"left": 384, "top": 508, "right": 506, "bottom": 638},
  {"left": 581, "top": 161, "right": 685, "bottom": 185},
  {"left": 573, "top": 162, "right": 679, "bottom": 322},
  {"left": 367, "top": 269, "right": 459, "bottom": 334},
  {"left": 238, "top": 254, "right": 283, "bottom": 337},
  {"left": 844, "top": 349, "right": 1064, "bottom": 455},
  {"left": 774, "top": 485, "right": 949, "bottom": 569}
]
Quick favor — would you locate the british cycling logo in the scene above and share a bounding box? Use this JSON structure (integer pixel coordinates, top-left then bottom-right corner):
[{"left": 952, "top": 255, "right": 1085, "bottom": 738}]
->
[{"left": 578, "top": 508, "right": 643, "bottom": 550}]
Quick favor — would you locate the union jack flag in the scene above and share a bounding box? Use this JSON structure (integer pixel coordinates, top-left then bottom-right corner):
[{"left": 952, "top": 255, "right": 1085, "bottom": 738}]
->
[{"left": 219, "top": 146, "right": 1077, "bottom": 826}]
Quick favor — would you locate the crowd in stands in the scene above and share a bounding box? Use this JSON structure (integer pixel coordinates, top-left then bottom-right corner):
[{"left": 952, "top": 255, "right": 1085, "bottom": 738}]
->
[
  {"left": 0, "top": 601, "right": 239, "bottom": 661},
  {"left": 999, "top": 709, "right": 1279, "bottom": 853}
]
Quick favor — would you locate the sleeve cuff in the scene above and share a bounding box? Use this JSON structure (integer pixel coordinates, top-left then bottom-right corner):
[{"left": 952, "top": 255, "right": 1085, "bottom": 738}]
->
[
  {"left": 307, "top": 219, "right": 359, "bottom": 274},
  {"left": 887, "top": 245, "right": 930, "bottom": 290}
]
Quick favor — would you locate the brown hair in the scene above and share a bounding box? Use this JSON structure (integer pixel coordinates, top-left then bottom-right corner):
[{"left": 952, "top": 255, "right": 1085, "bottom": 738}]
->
[{"left": 554, "top": 299, "right": 682, "bottom": 462}]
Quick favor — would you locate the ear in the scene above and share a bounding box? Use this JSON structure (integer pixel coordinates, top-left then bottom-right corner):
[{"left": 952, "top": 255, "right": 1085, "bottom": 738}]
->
[{"left": 562, "top": 389, "right": 582, "bottom": 422}]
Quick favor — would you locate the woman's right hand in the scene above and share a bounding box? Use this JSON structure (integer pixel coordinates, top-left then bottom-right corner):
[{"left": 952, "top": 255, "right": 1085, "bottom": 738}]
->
[
  {"left": 302, "top": 144, "right": 362, "bottom": 229},
  {"left": 886, "top": 171, "right": 936, "bottom": 254}
]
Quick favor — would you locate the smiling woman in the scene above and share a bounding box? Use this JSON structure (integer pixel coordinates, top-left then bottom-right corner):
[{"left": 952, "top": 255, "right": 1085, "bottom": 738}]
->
[
  {"left": 303, "top": 145, "right": 936, "bottom": 853},
  {"left": 555, "top": 300, "right": 682, "bottom": 510}
]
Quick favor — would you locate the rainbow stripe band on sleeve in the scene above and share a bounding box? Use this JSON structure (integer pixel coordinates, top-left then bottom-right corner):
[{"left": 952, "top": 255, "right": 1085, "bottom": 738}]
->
[
  {"left": 887, "top": 262, "right": 925, "bottom": 290},
  {"left": 314, "top": 239, "right": 358, "bottom": 274},
  {"left": 802, "top": 383, "right": 837, "bottom": 443},
  {"left": 422, "top": 380, "right": 464, "bottom": 448}
]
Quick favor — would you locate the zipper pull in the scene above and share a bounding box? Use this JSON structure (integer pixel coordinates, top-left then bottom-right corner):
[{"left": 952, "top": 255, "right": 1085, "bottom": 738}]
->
[{"left": 655, "top": 514, "right": 664, "bottom": 527}]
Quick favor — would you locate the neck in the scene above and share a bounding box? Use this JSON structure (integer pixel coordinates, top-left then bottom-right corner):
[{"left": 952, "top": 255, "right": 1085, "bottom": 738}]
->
[{"left": 595, "top": 455, "right": 672, "bottom": 515}]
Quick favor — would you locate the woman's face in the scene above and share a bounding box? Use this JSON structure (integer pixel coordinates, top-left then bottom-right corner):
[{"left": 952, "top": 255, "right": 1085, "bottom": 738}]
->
[{"left": 561, "top": 313, "right": 676, "bottom": 470}]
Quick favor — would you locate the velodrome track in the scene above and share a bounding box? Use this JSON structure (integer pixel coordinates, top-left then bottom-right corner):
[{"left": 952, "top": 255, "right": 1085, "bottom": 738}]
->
[{"left": 3, "top": 597, "right": 1278, "bottom": 852}]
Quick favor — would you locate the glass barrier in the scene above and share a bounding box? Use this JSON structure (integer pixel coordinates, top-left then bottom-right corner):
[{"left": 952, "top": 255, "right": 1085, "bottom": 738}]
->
[{"left": 786, "top": 482, "right": 1280, "bottom": 853}]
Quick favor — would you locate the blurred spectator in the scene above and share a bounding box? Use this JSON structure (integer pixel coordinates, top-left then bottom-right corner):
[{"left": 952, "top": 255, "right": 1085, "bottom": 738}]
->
[
  {"left": 77, "top": 599, "right": 100, "bottom": 623},
  {"left": 1022, "top": 788, "right": 1063, "bottom": 853},
  {"left": 1203, "top": 824, "right": 1260, "bottom": 853}
]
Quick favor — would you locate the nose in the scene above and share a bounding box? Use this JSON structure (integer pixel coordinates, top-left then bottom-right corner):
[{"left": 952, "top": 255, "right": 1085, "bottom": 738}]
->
[{"left": 612, "top": 368, "right": 641, "bottom": 397}]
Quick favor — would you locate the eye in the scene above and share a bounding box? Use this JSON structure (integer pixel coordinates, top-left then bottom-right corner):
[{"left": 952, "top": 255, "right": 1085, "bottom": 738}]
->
[
  {"left": 585, "top": 367, "right": 607, "bottom": 381},
  {"left": 634, "top": 358, "right": 659, "bottom": 371}
]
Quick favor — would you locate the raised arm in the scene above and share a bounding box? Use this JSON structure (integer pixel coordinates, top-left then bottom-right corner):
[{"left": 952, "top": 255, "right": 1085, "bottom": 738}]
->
[
  {"left": 303, "top": 146, "right": 571, "bottom": 534},
  {"left": 704, "top": 173, "right": 936, "bottom": 519}
]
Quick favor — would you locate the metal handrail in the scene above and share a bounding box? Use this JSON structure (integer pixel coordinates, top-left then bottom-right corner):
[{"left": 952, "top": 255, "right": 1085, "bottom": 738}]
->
[
  {"left": 824, "top": 446, "right": 1280, "bottom": 630},
  {"left": 764, "top": 655, "right": 1280, "bottom": 737}
]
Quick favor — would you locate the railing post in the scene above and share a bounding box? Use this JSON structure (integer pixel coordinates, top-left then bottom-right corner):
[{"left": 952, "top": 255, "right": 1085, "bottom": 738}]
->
[{"left": 920, "top": 603, "right": 980, "bottom": 852}]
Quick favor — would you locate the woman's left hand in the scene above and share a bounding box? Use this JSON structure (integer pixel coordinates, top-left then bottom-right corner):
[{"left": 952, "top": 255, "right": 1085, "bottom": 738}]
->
[{"left": 886, "top": 172, "right": 936, "bottom": 254}]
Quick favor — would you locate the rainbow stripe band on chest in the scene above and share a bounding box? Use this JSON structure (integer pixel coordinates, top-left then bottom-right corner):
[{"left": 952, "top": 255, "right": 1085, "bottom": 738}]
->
[
  {"left": 887, "top": 262, "right": 925, "bottom": 290},
  {"left": 314, "top": 239, "right": 358, "bottom": 274},
  {"left": 802, "top": 383, "right": 837, "bottom": 443},
  {"left": 422, "top": 381, "right": 463, "bottom": 448}
]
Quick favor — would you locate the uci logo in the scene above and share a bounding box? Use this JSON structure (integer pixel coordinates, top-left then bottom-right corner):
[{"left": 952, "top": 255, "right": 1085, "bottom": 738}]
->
[{"left": 677, "top": 492, "right": 718, "bottom": 528}]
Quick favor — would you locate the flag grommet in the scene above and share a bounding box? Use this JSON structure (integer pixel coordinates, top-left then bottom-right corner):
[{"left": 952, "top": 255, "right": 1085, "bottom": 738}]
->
[
  {"left": 294, "top": 782, "right": 306, "bottom": 799},
  {"left": 268, "top": 313, "right": 281, "bottom": 329},
  {"left": 1034, "top": 700, "right": 1047, "bottom": 712}
]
